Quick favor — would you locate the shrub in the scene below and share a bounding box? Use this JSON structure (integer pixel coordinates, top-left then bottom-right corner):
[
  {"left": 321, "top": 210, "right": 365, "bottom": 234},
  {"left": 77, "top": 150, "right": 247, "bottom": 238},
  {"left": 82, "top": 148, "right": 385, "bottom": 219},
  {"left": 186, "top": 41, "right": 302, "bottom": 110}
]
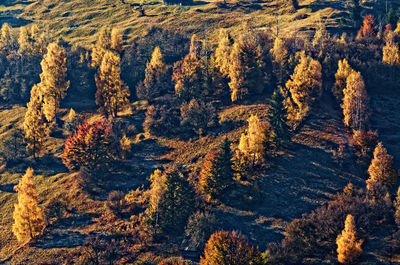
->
[
  {"left": 200, "top": 231, "right": 264, "bottom": 265},
  {"left": 143, "top": 104, "right": 181, "bottom": 137},
  {"left": 185, "top": 211, "right": 218, "bottom": 250}
]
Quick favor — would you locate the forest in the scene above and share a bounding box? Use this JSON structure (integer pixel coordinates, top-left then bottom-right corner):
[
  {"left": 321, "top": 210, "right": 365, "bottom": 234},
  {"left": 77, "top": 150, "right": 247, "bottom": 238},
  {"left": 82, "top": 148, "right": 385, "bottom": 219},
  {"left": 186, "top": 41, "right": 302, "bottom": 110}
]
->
[{"left": 0, "top": 0, "right": 400, "bottom": 264}]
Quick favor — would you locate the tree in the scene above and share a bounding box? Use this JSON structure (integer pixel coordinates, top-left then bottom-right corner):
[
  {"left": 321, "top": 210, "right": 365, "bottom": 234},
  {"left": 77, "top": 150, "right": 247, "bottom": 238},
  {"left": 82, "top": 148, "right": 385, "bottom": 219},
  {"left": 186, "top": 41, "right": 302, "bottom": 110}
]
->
[
  {"left": 146, "top": 167, "right": 195, "bottom": 236},
  {"left": 95, "top": 51, "right": 130, "bottom": 118},
  {"left": 0, "top": 129, "right": 26, "bottom": 163},
  {"left": 342, "top": 71, "right": 369, "bottom": 130},
  {"left": 189, "top": 34, "right": 202, "bottom": 58},
  {"left": 92, "top": 27, "right": 112, "bottom": 68},
  {"left": 229, "top": 34, "right": 264, "bottom": 102},
  {"left": 356, "top": 15, "right": 376, "bottom": 40},
  {"left": 185, "top": 211, "right": 218, "bottom": 250},
  {"left": 350, "top": 0, "right": 362, "bottom": 28},
  {"left": 111, "top": 28, "right": 123, "bottom": 53},
  {"left": 266, "top": 89, "right": 291, "bottom": 149},
  {"left": 200, "top": 231, "right": 264, "bottom": 265},
  {"left": 366, "top": 142, "right": 397, "bottom": 189},
  {"left": 285, "top": 52, "right": 322, "bottom": 122},
  {"left": 270, "top": 37, "right": 289, "bottom": 85},
  {"left": 238, "top": 115, "right": 266, "bottom": 165},
  {"left": 173, "top": 53, "right": 205, "bottom": 102},
  {"left": 180, "top": 99, "right": 216, "bottom": 136},
  {"left": 18, "top": 24, "right": 46, "bottom": 57},
  {"left": 382, "top": 35, "right": 400, "bottom": 66},
  {"left": 0, "top": 23, "right": 14, "bottom": 53},
  {"left": 199, "top": 138, "right": 234, "bottom": 200},
  {"left": 24, "top": 85, "right": 48, "bottom": 159},
  {"left": 40, "top": 42, "right": 70, "bottom": 122},
  {"left": 333, "top": 59, "right": 354, "bottom": 101},
  {"left": 62, "top": 120, "right": 114, "bottom": 173},
  {"left": 394, "top": 187, "right": 400, "bottom": 227},
  {"left": 214, "top": 29, "right": 233, "bottom": 77},
  {"left": 336, "top": 214, "right": 363, "bottom": 264},
  {"left": 12, "top": 168, "right": 45, "bottom": 243},
  {"left": 137, "top": 46, "right": 169, "bottom": 101}
]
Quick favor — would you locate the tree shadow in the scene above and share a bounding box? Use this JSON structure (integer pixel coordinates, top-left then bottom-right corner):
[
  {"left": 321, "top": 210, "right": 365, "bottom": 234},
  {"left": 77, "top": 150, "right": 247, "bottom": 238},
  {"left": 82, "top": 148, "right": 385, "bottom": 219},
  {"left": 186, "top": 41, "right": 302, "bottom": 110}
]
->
[{"left": 0, "top": 183, "right": 16, "bottom": 193}]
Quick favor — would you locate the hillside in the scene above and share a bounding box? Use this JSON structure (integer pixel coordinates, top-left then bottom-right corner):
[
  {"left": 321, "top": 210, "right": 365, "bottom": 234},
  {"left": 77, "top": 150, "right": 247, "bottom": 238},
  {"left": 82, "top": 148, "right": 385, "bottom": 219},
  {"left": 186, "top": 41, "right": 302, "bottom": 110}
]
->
[{"left": 0, "top": 0, "right": 400, "bottom": 264}]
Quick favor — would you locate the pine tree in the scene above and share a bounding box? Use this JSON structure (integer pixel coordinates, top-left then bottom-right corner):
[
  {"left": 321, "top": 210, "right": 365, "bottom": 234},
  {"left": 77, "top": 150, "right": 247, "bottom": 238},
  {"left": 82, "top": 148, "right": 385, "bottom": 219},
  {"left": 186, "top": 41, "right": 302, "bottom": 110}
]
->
[
  {"left": 91, "top": 27, "right": 112, "bottom": 68},
  {"left": 366, "top": 142, "right": 397, "bottom": 188},
  {"left": 215, "top": 29, "right": 233, "bottom": 77},
  {"left": 146, "top": 167, "right": 195, "bottom": 236},
  {"left": 95, "top": 51, "right": 130, "bottom": 117},
  {"left": 267, "top": 89, "right": 291, "bottom": 149},
  {"left": 137, "top": 46, "right": 169, "bottom": 101},
  {"left": 23, "top": 85, "right": 48, "bottom": 159},
  {"left": 199, "top": 138, "right": 234, "bottom": 200},
  {"left": 333, "top": 59, "right": 354, "bottom": 101},
  {"left": 200, "top": 231, "right": 264, "bottom": 265},
  {"left": 229, "top": 34, "right": 264, "bottom": 102},
  {"left": 173, "top": 52, "right": 205, "bottom": 101},
  {"left": 40, "top": 42, "right": 70, "bottom": 122},
  {"left": 342, "top": 71, "right": 369, "bottom": 130},
  {"left": 285, "top": 52, "right": 322, "bottom": 122},
  {"left": 336, "top": 214, "right": 363, "bottom": 264},
  {"left": 12, "top": 168, "right": 45, "bottom": 243}
]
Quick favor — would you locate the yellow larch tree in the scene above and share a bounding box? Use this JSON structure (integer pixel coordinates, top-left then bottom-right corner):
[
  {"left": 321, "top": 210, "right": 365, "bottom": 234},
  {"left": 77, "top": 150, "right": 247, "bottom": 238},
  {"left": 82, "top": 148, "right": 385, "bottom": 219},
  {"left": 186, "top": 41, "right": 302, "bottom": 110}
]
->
[
  {"left": 24, "top": 85, "right": 48, "bottom": 158},
  {"left": 342, "top": 71, "right": 369, "bottom": 130},
  {"left": 0, "top": 23, "right": 13, "bottom": 52},
  {"left": 336, "top": 214, "right": 363, "bottom": 264},
  {"left": 95, "top": 51, "right": 130, "bottom": 117},
  {"left": 382, "top": 33, "right": 400, "bottom": 66},
  {"left": 40, "top": 42, "right": 70, "bottom": 122},
  {"left": 238, "top": 115, "right": 266, "bottom": 164},
  {"left": 111, "top": 28, "right": 123, "bottom": 53},
  {"left": 285, "top": 52, "right": 322, "bottom": 123},
  {"left": 214, "top": 29, "right": 233, "bottom": 77},
  {"left": 137, "top": 46, "right": 169, "bottom": 100},
  {"left": 13, "top": 168, "right": 45, "bottom": 243},
  {"left": 270, "top": 37, "right": 289, "bottom": 85},
  {"left": 333, "top": 59, "right": 354, "bottom": 101},
  {"left": 91, "top": 27, "right": 112, "bottom": 68},
  {"left": 366, "top": 142, "right": 397, "bottom": 188}
]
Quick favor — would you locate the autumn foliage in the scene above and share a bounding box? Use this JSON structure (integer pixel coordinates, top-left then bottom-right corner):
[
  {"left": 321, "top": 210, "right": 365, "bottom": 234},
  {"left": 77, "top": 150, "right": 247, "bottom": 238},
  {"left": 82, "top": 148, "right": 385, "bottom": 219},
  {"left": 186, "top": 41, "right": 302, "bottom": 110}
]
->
[
  {"left": 13, "top": 168, "right": 45, "bottom": 243},
  {"left": 336, "top": 214, "right": 363, "bottom": 264},
  {"left": 366, "top": 142, "right": 397, "bottom": 188},
  {"left": 200, "top": 231, "right": 264, "bottom": 265},
  {"left": 62, "top": 119, "right": 114, "bottom": 173}
]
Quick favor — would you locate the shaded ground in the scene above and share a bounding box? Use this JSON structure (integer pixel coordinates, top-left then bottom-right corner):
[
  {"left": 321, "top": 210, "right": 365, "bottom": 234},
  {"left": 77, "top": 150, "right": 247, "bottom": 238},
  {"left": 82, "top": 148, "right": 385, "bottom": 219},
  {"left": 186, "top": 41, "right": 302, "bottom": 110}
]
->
[{"left": 217, "top": 90, "right": 365, "bottom": 250}]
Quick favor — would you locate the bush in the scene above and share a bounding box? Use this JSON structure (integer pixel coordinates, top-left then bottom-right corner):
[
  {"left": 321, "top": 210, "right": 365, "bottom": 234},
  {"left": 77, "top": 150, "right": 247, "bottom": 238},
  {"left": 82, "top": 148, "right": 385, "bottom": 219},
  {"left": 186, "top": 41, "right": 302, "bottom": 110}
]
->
[
  {"left": 143, "top": 104, "right": 181, "bottom": 137},
  {"left": 185, "top": 211, "right": 218, "bottom": 250},
  {"left": 106, "top": 190, "right": 127, "bottom": 217},
  {"left": 200, "top": 231, "right": 264, "bottom": 265}
]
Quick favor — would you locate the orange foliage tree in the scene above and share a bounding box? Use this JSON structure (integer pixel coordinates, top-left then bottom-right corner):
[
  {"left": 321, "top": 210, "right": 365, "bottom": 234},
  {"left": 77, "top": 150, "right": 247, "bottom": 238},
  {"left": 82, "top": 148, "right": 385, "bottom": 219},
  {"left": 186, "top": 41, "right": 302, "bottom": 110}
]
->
[
  {"left": 336, "top": 214, "right": 363, "bottom": 264},
  {"left": 356, "top": 15, "right": 376, "bottom": 39},
  {"left": 200, "top": 231, "right": 264, "bottom": 265},
  {"left": 62, "top": 120, "right": 114, "bottom": 173}
]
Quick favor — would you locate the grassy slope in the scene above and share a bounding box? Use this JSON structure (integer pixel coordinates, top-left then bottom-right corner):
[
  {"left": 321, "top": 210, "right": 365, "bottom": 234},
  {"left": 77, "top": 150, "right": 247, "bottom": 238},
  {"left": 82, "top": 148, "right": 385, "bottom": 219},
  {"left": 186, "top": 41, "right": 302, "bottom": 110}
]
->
[{"left": 16, "top": 0, "right": 353, "bottom": 46}]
